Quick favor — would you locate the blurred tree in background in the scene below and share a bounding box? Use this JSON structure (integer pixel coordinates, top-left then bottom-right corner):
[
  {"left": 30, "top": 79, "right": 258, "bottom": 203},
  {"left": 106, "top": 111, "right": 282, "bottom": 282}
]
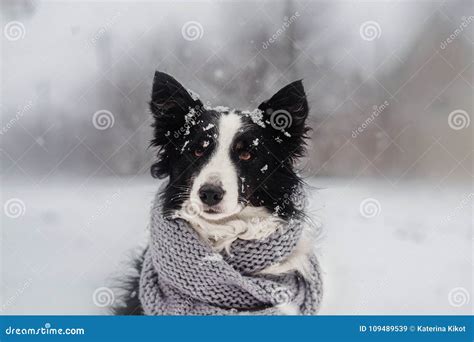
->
[{"left": 1, "top": 0, "right": 472, "bottom": 181}]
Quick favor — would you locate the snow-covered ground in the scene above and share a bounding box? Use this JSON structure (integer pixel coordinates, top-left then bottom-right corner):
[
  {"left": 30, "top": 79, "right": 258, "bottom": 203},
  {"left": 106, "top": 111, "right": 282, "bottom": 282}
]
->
[{"left": 1, "top": 177, "right": 472, "bottom": 315}]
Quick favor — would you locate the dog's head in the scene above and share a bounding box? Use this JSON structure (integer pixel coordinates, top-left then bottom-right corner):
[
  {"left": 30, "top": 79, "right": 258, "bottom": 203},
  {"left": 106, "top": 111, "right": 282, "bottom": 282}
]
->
[{"left": 150, "top": 71, "right": 309, "bottom": 221}]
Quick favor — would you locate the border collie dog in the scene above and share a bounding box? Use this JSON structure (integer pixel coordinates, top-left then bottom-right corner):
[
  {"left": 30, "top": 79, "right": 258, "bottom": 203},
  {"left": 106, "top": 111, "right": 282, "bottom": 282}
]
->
[{"left": 115, "top": 71, "right": 313, "bottom": 315}]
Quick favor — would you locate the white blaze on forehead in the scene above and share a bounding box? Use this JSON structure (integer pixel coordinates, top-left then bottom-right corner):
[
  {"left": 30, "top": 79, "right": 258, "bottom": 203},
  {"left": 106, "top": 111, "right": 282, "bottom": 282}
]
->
[
  {"left": 214, "top": 112, "right": 241, "bottom": 161},
  {"left": 188, "top": 111, "right": 242, "bottom": 220},
  {"left": 201, "top": 112, "right": 241, "bottom": 185}
]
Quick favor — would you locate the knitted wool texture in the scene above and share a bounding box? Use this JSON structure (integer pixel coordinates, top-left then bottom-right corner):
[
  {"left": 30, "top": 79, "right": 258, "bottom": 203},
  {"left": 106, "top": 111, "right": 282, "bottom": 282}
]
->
[{"left": 139, "top": 198, "right": 323, "bottom": 315}]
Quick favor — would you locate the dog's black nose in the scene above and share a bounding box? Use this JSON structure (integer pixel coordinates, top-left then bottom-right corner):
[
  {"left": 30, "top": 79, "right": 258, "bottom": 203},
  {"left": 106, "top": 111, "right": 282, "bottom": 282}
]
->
[{"left": 198, "top": 184, "right": 224, "bottom": 206}]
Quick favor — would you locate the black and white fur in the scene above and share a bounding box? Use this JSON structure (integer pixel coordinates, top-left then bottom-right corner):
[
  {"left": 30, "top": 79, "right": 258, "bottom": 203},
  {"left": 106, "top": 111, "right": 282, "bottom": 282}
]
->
[{"left": 113, "top": 71, "right": 312, "bottom": 315}]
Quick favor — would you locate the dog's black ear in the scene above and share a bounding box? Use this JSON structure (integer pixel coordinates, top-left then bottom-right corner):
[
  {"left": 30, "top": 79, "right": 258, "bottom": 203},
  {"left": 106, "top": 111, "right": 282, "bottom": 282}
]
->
[
  {"left": 149, "top": 71, "right": 202, "bottom": 178},
  {"left": 258, "top": 80, "right": 309, "bottom": 135},
  {"left": 150, "top": 71, "right": 203, "bottom": 139},
  {"left": 150, "top": 71, "right": 202, "bottom": 118},
  {"left": 258, "top": 80, "right": 310, "bottom": 159}
]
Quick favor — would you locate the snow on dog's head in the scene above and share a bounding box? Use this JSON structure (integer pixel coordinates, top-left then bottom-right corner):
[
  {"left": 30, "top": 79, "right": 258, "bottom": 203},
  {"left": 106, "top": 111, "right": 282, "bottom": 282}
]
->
[{"left": 150, "top": 71, "right": 310, "bottom": 221}]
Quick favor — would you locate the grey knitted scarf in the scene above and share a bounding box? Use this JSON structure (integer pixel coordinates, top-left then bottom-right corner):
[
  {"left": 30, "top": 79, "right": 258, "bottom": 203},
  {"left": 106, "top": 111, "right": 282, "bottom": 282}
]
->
[{"left": 139, "top": 197, "right": 323, "bottom": 315}]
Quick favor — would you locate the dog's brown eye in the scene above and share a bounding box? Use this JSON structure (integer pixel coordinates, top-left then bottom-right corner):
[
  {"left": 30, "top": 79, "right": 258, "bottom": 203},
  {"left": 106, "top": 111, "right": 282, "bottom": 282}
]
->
[
  {"left": 239, "top": 151, "right": 252, "bottom": 161},
  {"left": 194, "top": 149, "right": 204, "bottom": 157}
]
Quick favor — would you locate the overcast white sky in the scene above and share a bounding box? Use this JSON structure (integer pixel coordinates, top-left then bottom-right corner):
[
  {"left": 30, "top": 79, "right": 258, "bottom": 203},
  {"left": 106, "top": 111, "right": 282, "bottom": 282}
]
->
[{"left": 1, "top": 0, "right": 440, "bottom": 118}]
